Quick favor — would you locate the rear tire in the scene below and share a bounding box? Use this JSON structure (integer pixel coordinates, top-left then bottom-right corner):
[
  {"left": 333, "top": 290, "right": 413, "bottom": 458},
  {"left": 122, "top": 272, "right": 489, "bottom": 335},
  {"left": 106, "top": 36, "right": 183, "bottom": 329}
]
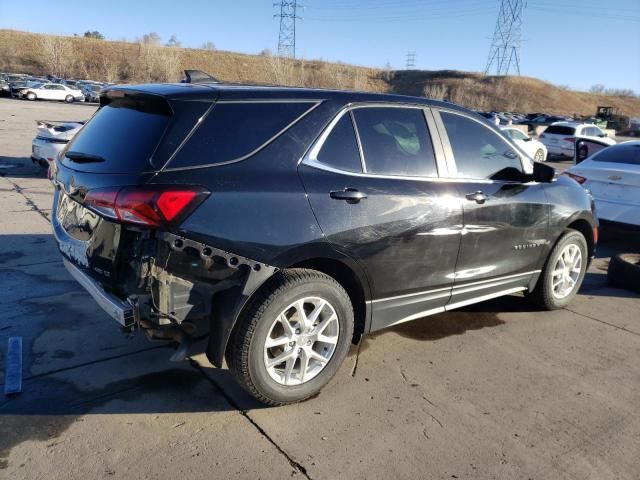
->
[
  {"left": 528, "top": 230, "right": 588, "bottom": 310},
  {"left": 228, "top": 269, "right": 354, "bottom": 406},
  {"left": 65, "top": 95, "right": 74, "bottom": 103},
  {"left": 534, "top": 149, "right": 545, "bottom": 162}
]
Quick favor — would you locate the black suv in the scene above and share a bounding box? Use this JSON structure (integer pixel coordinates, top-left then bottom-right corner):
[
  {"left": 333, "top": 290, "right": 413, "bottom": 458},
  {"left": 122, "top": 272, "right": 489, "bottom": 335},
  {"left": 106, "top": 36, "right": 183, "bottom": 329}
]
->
[{"left": 51, "top": 82, "right": 597, "bottom": 405}]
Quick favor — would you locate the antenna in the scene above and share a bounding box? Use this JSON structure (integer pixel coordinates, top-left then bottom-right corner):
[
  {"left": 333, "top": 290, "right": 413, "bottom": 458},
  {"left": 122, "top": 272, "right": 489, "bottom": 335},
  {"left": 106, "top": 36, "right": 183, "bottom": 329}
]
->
[
  {"left": 485, "top": 0, "right": 525, "bottom": 76},
  {"left": 275, "top": 1, "right": 301, "bottom": 58},
  {"left": 405, "top": 51, "right": 416, "bottom": 70}
]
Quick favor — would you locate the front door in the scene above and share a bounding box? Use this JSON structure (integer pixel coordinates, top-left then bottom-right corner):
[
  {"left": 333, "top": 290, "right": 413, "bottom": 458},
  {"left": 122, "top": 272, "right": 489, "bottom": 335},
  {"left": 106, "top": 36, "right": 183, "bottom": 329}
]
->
[
  {"left": 299, "top": 105, "right": 463, "bottom": 331},
  {"left": 434, "top": 109, "right": 549, "bottom": 308}
]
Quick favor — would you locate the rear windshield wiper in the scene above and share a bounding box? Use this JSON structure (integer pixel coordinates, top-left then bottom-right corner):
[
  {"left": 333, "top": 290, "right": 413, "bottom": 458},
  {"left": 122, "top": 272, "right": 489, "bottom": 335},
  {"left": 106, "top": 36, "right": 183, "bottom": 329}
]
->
[{"left": 65, "top": 151, "right": 105, "bottom": 163}]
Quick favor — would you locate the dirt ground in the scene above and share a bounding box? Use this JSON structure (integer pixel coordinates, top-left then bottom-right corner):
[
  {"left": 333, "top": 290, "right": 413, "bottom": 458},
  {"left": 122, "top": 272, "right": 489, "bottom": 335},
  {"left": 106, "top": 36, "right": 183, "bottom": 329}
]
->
[{"left": 1, "top": 98, "right": 639, "bottom": 480}]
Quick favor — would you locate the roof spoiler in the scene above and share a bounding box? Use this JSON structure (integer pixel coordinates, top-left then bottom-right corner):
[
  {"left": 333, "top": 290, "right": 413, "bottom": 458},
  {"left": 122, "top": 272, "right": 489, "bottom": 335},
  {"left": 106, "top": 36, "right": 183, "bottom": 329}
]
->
[{"left": 181, "top": 70, "right": 219, "bottom": 84}]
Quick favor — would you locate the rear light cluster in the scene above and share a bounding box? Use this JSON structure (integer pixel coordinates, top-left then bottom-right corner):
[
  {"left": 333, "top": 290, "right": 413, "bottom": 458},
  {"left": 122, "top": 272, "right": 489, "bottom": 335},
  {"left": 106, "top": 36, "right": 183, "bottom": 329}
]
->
[
  {"left": 562, "top": 171, "right": 586, "bottom": 184},
  {"left": 84, "top": 186, "right": 209, "bottom": 228},
  {"left": 563, "top": 137, "right": 576, "bottom": 143}
]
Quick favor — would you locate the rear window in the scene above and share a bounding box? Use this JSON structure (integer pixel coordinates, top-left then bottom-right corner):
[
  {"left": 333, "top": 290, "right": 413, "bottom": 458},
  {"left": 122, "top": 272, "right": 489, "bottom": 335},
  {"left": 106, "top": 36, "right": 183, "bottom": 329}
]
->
[
  {"left": 593, "top": 144, "right": 640, "bottom": 165},
  {"left": 544, "top": 125, "right": 576, "bottom": 135},
  {"left": 167, "top": 101, "right": 316, "bottom": 169},
  {"left": 62, "top": 94, "right": 171, "bottom": 173}
]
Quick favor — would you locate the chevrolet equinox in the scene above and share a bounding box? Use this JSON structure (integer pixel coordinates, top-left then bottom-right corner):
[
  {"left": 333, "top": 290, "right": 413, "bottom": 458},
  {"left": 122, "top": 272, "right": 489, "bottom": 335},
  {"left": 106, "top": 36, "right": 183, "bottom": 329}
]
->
[{"left": 51, "top": 81, "right": 597, "bottom": 405}]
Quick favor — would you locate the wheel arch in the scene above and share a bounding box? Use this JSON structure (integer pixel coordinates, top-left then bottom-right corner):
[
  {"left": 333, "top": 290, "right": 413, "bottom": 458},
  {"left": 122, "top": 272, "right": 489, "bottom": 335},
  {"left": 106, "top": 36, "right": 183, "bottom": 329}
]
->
[{"left": 207, "top": 249, "right": 371, "bottom": 368}]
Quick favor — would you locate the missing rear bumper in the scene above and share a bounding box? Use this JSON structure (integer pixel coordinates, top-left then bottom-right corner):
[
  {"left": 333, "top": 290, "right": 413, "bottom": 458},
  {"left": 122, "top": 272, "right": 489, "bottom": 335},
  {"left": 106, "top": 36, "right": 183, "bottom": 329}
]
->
[{"left": 62, "top": 257, "right": 139, "bottom": 327}]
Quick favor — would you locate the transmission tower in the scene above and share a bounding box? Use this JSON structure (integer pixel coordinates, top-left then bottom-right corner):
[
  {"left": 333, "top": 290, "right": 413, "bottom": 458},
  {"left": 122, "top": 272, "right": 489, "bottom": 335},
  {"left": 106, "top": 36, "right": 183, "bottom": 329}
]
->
[
  {"left": 484, "top": 0, "right": 525, "bottom": 76},
  {"left": 405, "top": 51, "right": 416, "bottom": 70},
  {"left": 275, "top": 1, "right": 301, "bottom": 58}
]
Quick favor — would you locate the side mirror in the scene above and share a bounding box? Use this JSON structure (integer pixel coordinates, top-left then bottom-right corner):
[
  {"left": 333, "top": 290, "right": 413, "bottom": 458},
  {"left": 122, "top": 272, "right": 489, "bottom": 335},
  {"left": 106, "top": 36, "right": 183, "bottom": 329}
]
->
[
  {"left": 599, "top": 132, "right": 607, "bottom": 137},
  {"left": 523, "top": 136, "right": 532, "bottom": 142},
  {"left": 532, "top": 162, "right": 555, "bottom": 183}
]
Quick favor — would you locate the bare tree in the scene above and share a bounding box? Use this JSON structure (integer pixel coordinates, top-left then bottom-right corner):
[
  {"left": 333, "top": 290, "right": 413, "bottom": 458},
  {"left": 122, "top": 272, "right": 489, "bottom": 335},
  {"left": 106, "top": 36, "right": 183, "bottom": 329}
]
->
[
  {"left": 140, "top": 32, "right": 162, "bottom": 46},
  {"left": 201, "top": 41, "right": 216, "bottom": 51},
  {"left": 165, "top": 35, "right": 182, "bottom": 48},
  {"left": 39, "top": 36, "right": 75, "bottom": 77}
]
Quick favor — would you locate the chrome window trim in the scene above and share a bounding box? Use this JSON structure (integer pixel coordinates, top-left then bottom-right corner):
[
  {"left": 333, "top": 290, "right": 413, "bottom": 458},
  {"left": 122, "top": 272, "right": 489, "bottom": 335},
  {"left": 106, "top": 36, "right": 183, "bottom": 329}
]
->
[
  {"left": 303, "top": 102, "right": 445, "bottom": 181},
  {"left": 160, "top": 100, "right": 322, "bottom": 172},
  {"left": 379, "top": 285, "right": 528, "bottom": 328},
  {"left": 432, "top": 107, "right": 529, "bottom": 179},
  {"left": 367, "top": 269, "right": 540, "bottom": 304}
]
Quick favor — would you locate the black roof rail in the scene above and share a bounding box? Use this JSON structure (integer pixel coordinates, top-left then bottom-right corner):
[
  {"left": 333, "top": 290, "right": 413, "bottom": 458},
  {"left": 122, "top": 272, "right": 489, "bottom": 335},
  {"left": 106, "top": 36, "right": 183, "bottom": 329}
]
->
[{"left": 182, "top": 70, "right": 219, "bottom": 84}]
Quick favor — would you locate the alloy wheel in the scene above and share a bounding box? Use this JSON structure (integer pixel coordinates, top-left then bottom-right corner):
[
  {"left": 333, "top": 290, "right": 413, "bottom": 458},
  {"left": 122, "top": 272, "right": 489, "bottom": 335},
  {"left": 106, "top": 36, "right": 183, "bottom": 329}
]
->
[
  {"left": 263, "top": 296, "right": 339, "bottom": 386},
  {"left": 551, "top": 244, "right": 582, "bottom": 299}
]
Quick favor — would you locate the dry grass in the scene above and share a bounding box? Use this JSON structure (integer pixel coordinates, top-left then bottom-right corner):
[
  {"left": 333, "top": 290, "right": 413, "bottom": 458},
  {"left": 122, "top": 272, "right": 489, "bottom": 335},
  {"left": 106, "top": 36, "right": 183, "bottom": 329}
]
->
[{"left": 1, "top": 29, "right": 639, "bottom": 116}]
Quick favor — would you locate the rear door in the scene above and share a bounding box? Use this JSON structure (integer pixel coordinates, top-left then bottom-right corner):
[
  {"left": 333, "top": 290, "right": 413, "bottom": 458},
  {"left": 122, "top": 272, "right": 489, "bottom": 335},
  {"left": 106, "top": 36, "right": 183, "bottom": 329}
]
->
[
  {"left": 434, "top": 109, "right": 550, "bottom": 308},
  {"left": 299, "top": 105, "right": 463, "bottom": 331}
]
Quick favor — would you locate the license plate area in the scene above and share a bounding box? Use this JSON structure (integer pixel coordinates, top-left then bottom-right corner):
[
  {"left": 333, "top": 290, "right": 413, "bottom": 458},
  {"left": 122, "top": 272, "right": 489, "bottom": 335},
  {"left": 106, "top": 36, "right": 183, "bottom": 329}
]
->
[{"left": 56, "top": 192, "right": 100, "bottom": 242}]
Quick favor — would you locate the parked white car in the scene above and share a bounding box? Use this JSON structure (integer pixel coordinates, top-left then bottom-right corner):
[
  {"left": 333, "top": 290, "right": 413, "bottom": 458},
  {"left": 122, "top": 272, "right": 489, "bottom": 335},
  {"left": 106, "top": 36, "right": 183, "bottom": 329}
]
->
[
  {"left": 564, "top": 141, "right": 640, "bottom": 228},
  {"left": 502, "top": 127, "right": 548, "bottom": 161},
  {"left": 539, "top": 122, "right": 616, "bottom": 158},
  {"left": 21, "top": 83, "right": 84, "bottom": 103},
  {"left": 31, "top": 120, "right": 84, "bottom": 168}
]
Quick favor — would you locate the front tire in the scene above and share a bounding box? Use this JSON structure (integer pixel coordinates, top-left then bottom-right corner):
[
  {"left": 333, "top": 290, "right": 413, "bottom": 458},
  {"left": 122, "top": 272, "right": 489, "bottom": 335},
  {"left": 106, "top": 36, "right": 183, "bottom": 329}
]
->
[
  {"left": 228, "top": 269, "right": 354, "bottom": 406},
  {"left": 26, "top": 92, "right": 36, "bottom": 100},
  {"left": 65, "top": 95, "right": 74, "bottom": 103},
  {"left": 529, "top": 230, "right": 588, "bottom": 309}
]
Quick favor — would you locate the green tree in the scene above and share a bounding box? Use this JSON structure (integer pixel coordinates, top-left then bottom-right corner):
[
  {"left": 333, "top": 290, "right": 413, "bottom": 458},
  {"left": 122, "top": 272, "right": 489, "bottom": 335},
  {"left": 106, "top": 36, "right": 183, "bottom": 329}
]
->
[{"left": 84, "top": 30, "right": 104, "bottom": 40}]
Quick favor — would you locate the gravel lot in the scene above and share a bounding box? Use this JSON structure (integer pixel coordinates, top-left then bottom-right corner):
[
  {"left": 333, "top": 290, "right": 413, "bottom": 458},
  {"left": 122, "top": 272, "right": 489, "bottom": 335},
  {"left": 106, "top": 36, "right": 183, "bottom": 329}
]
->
[{"left": 1, "top": 98, "right": 639, "bottom": 480}]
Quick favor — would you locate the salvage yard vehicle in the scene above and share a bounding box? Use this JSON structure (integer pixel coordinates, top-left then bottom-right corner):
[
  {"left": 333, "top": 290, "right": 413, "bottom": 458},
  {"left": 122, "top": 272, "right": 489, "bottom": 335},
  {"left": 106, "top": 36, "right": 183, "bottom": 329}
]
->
[
  {"left": 502, "top": 126, "right": 547, "bottom": 161},
  {"left": 50, "top": 82, "right": 598, "bottom": 405},
  {"left": 22, "top": 82, "right": 84, "bottom": 102},
  {"left": 31, "top": 120, "right": 85, "bottom": 168},
  {"left": 539, "top": 122, "right": 616, "bottom": 158},
  {"left": 564, "top": 141, "right": 640, "bottom": 229}
]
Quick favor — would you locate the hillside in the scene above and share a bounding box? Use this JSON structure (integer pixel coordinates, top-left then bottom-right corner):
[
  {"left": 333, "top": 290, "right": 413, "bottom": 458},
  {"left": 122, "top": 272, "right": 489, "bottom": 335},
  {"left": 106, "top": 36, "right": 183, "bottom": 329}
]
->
[{"left": 1, "top": 29, "right": 639, "bottom": 117}]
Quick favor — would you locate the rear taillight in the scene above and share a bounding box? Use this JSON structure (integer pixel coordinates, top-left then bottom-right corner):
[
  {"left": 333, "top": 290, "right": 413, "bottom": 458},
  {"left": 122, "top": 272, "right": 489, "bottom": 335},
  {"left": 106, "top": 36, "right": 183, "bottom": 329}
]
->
[
  {"left": 539, "top": 133, "right": 545, "bottom": 139},
  {"left": 84, "top": 186, "right": 208, "bottom": 228},
  {"left": 562, "top": 172, "right": 586, "bottom": 184},
  {"left": 563, "top": 137, "right": 576, "bottom": 143}
]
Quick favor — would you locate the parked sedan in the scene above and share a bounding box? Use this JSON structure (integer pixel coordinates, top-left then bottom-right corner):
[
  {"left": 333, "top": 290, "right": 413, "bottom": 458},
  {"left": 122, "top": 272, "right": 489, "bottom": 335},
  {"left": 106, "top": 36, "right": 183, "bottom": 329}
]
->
[
  {"left": 540, "top": 122, "right": 616, "bottom": 158},
  {"left": 502, "top": 127, "right": 547, "bottom": 161},
  {"left": 22, "top": 83, "right": 84, "bottom": 103},
  {"left": 565, "top": 141, "right": 640, "bottom": 228}
]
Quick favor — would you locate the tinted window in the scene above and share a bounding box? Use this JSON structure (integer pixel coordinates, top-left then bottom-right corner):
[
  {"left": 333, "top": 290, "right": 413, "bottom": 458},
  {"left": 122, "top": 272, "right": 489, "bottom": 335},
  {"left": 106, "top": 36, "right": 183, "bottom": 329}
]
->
[
  {"left": 545, "top": 125, "right": 576, "bottom": 135},
  {"left": 170, "top": 102, "right": 315, "bottom": 169},
  {"left": 593, "top": 144, "right": 640, "bottom": 165},
  {"left": 440, "top": 111, "right": 522, "bottom": 180},
  {"left": 316, "top": 114, "right": 362, "bottom": 173},
  {"left": 62, "top": 95, "right": 171, "bottom": 173},
  {"left": 352, "top": 107, "right": 437, "bottom": 177}
]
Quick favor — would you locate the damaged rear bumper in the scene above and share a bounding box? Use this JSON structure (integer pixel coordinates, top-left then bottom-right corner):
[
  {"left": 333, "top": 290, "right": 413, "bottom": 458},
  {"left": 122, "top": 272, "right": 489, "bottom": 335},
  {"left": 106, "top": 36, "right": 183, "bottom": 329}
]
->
[{"left": 62, "top": 257, "right": 139, "bottom": 327}]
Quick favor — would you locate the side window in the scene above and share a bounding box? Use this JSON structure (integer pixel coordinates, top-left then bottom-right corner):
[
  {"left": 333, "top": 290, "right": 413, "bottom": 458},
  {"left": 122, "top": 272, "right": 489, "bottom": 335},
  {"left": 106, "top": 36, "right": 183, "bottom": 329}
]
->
[
  {"left": 509, "top": 129, "right": 527, "bottom": 141},
  {"left": 440, "top": 111, "right": 522, "bottom": 180},
  {"left": 315, "top": 114, "right": 362, "bottom": 173},
  {"left": 352, "top": 107, "right": 438, "bottom": 177},
  {"left": 169, "top": 101, "right": 316, "bottom": 169}
]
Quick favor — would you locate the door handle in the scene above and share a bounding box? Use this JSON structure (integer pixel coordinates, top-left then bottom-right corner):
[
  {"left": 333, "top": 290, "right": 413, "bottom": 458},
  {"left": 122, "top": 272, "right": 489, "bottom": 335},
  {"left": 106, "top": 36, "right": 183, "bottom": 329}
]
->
[
  {"left": 465, "top": 191, "right": 487, "bottom": 204},
  {"left": 329, "top": 188, "right": 367, "bottom": 204},
  {"left": 608, "top": 175, "right": 622, "bottom": 181}
]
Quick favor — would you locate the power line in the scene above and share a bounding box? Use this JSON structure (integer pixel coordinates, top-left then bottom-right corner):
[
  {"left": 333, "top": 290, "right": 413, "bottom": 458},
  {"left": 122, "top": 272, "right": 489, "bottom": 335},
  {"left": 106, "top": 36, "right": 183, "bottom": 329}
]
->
[
  {"left": 484, "top": 0, "right": 525, "bottom": 76},
  {"left": 405, "top": 51, "right": 416, "bottom": 69},
  {"left": 275, "top": 1, "right": 301, "bottom": 58}
]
